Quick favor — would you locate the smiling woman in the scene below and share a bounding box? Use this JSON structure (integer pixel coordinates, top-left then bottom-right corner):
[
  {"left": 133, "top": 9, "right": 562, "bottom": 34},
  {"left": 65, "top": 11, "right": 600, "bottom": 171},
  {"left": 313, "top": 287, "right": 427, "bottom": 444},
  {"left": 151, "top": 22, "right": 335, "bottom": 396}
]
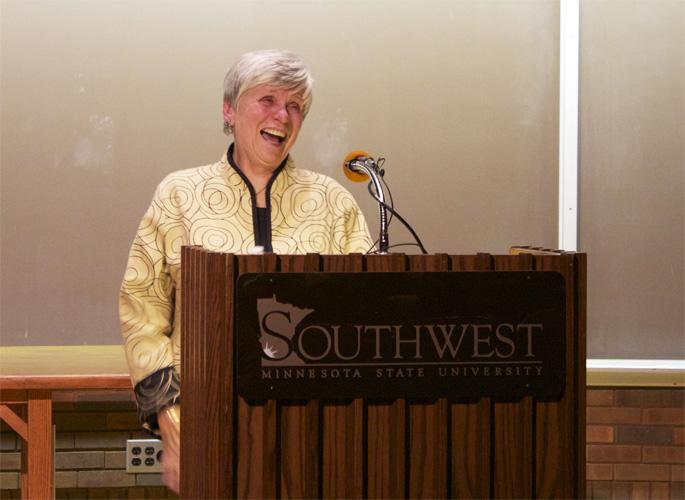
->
[{"left": 118, "top": 49, "right": 373, "bottom": 493}]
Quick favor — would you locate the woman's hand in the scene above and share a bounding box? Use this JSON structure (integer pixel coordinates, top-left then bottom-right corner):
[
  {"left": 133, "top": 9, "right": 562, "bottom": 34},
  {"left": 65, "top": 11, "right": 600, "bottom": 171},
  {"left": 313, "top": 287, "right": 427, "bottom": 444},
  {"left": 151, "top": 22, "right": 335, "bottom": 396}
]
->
[{"left": 157, "top": 405, "right": 181, "bottom": 494}]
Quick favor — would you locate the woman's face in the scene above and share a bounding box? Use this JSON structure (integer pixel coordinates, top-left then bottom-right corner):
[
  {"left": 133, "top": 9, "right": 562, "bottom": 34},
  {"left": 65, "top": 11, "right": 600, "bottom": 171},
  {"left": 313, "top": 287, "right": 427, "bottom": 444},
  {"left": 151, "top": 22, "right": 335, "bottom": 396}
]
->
[{"left": 224, "top": 83, "right": 305, "bottom": 172}]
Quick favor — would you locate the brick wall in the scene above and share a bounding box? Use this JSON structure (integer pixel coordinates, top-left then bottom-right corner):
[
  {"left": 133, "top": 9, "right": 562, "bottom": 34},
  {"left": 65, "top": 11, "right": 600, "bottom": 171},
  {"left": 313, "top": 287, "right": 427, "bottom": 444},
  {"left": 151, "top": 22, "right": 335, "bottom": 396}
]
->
[
  {"left": 1, "top": 387, "right": 683, "bottom": 498},
  {"left": 587, "top": 388, "right": 684, "bottom": 499},
  {"left": 0, "top": 393, "right": 176, "bottom": 499}
]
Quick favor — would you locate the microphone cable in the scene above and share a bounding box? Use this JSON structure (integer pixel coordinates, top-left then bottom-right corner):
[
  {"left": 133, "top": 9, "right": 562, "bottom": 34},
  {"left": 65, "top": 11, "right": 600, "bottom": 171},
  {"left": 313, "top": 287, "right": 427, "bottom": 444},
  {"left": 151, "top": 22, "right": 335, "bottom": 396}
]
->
[{"left": 364, "top": 162, "right": 428, "bottom": 255}]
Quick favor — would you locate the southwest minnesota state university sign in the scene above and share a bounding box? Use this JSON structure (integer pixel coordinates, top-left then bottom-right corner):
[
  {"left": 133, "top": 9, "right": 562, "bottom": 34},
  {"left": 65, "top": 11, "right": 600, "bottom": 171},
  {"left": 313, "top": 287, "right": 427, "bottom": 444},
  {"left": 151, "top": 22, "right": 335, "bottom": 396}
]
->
[{"left": 236, "top": 272, "right": 566, "bottom": 401}]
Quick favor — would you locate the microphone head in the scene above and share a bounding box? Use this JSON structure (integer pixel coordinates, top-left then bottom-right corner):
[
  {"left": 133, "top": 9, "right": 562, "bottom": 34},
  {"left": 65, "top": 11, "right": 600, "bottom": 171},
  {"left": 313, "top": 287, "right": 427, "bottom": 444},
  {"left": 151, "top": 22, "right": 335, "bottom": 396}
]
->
[{"left": 343, "top": 150, "right": 372, "bottom": 182}]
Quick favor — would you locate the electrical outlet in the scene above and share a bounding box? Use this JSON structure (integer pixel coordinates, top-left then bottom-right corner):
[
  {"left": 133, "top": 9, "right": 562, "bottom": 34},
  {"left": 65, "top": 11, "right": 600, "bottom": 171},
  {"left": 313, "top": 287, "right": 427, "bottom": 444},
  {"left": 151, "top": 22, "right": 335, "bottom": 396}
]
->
[{"left": 126, "top": 439, "right": 164, "bottom": 473}]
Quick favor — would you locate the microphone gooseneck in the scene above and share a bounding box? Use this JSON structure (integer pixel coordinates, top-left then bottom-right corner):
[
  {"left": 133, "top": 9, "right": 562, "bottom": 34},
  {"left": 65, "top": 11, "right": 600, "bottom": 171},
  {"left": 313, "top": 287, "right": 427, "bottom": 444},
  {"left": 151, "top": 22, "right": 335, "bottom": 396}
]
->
[
  {"left": 342, "top": 150, "right": 428, "bottom": 255},
  {"left": 343, "top": 152, "right": 390, "bottom": 254}
]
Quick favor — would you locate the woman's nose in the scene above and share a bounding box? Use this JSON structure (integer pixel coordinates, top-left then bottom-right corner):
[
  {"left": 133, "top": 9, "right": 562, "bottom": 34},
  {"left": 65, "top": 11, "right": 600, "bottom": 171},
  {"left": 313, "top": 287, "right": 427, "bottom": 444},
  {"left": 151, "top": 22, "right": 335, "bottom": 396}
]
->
[{"left": 273, "top": 104, "right": 289, "bottom": 122}]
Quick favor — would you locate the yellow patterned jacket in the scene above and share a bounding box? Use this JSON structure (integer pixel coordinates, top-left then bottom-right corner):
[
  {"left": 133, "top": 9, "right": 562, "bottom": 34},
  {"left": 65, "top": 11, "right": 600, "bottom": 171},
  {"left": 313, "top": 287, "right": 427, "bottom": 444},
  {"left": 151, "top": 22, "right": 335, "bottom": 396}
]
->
[{"left": 119, "top": 148, "right": 373, "bottom": 427}]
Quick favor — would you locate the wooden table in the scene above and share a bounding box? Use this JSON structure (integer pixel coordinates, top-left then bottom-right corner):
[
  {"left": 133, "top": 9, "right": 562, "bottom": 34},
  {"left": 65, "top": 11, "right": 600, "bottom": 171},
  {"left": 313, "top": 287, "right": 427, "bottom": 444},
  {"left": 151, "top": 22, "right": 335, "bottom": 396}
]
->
[{"left": 0, "top": 346, "right": 132, "bottom": 499}]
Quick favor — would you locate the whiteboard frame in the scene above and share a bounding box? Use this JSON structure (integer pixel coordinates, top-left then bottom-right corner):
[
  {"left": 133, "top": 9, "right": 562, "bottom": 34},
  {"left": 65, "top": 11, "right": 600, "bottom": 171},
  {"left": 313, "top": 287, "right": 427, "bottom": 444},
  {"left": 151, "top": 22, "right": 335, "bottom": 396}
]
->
[{"left": 558, "top": 0, "right": 580, "bottom": 251}]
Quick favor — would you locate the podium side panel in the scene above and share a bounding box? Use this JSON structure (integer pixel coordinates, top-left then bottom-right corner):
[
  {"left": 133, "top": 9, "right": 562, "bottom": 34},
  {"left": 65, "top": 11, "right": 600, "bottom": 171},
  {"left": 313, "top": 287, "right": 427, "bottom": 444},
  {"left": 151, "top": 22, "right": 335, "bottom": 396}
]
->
[
  {"left": 181, "top": 247, "right": 208, "bottom": 497},
  {"left": 449, "top": 254, "right": 492, "bottom": 499},
  {"left": 534, "top": 254, "right": 582, "bottom": 498},
  {"left": 224, "top": 253, "right": 237, "bottom": 499},
  {"left": 493, "top": 254, "right": 534, "bottom": 499},
  {"left": 321, "top": 254, "right": 364, "bottom": 499},
  {"left": 408, "top": 254, "right": 449, "bottom": 499},
  {"left": 237, "top": 254, "right": 279, "bottom": 499},
  {"left": 198, "top": 251, "right": 233, "bottom": 498},
  {"left": 365, "top": 254, "right": 408, "bottom": 500},
  {"left": 280, "top": 254, "right": 322, "bottom": 499},
  {"left": 211, "top": 252, "right": 234, "bottom": 498},
  {"left": 575, "top": 254, "right": 587, "bottom": 496}
]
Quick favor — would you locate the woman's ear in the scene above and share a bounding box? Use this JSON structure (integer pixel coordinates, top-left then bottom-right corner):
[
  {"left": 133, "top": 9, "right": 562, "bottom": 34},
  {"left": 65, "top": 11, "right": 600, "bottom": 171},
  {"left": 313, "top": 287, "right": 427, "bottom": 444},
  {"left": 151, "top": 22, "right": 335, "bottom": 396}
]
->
[{"left": 223, "top": 100, "right": 235, "bottom": 124}]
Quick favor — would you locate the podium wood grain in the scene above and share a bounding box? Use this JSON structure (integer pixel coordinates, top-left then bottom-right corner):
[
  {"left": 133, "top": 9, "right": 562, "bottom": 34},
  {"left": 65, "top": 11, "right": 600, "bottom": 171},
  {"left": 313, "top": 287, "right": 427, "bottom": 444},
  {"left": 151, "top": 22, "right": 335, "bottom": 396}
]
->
[
  {"left": 237, "top": 254, "right": 278, "bottom": 499},
  {"left": 321, "top": 254, "right": 364, "bottom": 499},
  {"left": 450, "top": 254, "right": 492, "bottom": 499},
  {"left": 279, "top": 254, "right": 321, "bottom": 499},
  {"left": 407, "top": 254, "right": 449, "bottom": 499},
  {"left": 492, "top": 254, "right": 534, "bottom": 499},
  {"left": 535, "top": 253, "right": 585, "bottom": 498},
  {"left": 365, "top": 254, "right": 407, "bottom": 499}
]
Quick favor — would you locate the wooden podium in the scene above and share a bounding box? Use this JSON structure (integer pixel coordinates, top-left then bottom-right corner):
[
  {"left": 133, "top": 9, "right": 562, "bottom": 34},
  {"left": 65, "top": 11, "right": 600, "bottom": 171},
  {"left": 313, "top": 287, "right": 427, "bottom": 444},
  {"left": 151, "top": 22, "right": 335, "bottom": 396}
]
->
[{"left": 180, "top": 247, "right": 586, "bottom": 499}]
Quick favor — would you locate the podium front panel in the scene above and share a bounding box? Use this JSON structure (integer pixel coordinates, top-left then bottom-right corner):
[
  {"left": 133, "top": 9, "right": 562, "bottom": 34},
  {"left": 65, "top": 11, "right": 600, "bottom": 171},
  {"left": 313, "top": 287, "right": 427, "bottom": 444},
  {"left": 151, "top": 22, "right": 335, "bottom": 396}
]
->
[{"left": 181, "top": 249, "right": 586, "bottom": 499}]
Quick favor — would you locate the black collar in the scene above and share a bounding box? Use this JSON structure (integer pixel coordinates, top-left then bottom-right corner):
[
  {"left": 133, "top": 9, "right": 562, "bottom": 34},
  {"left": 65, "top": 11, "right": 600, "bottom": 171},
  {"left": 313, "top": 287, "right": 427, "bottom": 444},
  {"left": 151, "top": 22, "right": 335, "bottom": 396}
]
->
[{"left": 226, "top": 143, "right": 288, "bottom": 253}]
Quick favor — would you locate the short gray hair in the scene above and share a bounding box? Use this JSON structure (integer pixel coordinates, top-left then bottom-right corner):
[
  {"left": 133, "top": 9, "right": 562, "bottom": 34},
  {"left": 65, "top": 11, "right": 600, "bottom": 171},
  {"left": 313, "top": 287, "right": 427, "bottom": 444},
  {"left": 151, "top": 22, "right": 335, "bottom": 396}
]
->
[{"left": 223, "top": 49, "right": 314, "bottom": 135}]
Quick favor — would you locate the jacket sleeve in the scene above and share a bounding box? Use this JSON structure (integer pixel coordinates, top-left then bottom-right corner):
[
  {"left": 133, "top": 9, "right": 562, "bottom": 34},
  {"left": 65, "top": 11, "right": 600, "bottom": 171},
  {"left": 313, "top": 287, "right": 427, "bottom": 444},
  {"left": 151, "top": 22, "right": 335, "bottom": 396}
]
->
[
  {"left": 328, "top": 182, "right": 374, "bottom": 254},
  {"left": 342, "top": 202, "right": 374, "bottom": 254},
  {"left": 119, "top": 184, "right": 180, "bottom": 429}
]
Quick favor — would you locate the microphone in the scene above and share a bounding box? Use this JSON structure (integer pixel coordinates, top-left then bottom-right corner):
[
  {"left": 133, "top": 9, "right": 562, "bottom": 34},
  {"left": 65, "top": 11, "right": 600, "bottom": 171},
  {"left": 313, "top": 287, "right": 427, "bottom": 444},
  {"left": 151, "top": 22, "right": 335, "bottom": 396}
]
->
[
  {"left": 342, "top": 150, "right": 389, "bottom": 253},
  {"left": 342, "top": 150, "right": 373, "bottom": 182},
  {"left": 341, "top": 150, "right": 429, "bottom": 255}
]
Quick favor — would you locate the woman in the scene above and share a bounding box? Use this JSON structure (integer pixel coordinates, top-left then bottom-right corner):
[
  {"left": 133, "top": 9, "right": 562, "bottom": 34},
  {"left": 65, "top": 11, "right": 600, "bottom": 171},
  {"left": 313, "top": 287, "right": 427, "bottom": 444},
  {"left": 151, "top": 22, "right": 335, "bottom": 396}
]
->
[{"left": 119, "top": 49, "right": 373, "bottom": 492}]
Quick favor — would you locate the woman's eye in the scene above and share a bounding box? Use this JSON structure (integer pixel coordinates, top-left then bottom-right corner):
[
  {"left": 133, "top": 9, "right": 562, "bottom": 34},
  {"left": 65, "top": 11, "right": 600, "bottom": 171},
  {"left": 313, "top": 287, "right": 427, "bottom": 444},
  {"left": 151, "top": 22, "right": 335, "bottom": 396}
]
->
[
  {"left": 261, "top": 96, "right": 274, "bottom": 104},
  {"left": 288, "top": 102, "right": 301, "bottom": 112}
]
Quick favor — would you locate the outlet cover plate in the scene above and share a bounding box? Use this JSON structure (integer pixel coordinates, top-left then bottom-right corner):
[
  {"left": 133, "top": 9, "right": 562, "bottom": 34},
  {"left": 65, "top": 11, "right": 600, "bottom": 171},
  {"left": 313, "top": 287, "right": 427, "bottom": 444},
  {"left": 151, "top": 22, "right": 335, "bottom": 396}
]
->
[{"left": 126, "top": 439, "right": 164, "bottom": 473}]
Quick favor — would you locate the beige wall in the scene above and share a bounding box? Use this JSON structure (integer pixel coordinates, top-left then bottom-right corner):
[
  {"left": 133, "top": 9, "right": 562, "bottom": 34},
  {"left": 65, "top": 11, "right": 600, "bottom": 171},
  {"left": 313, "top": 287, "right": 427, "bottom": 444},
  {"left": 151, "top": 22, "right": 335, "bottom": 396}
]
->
[
  {"left": 3, "top": 0, "right": 557, "bottom": 346},
  {"left": 580, "top": 0, "right": 684, "bottom": 358}
]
